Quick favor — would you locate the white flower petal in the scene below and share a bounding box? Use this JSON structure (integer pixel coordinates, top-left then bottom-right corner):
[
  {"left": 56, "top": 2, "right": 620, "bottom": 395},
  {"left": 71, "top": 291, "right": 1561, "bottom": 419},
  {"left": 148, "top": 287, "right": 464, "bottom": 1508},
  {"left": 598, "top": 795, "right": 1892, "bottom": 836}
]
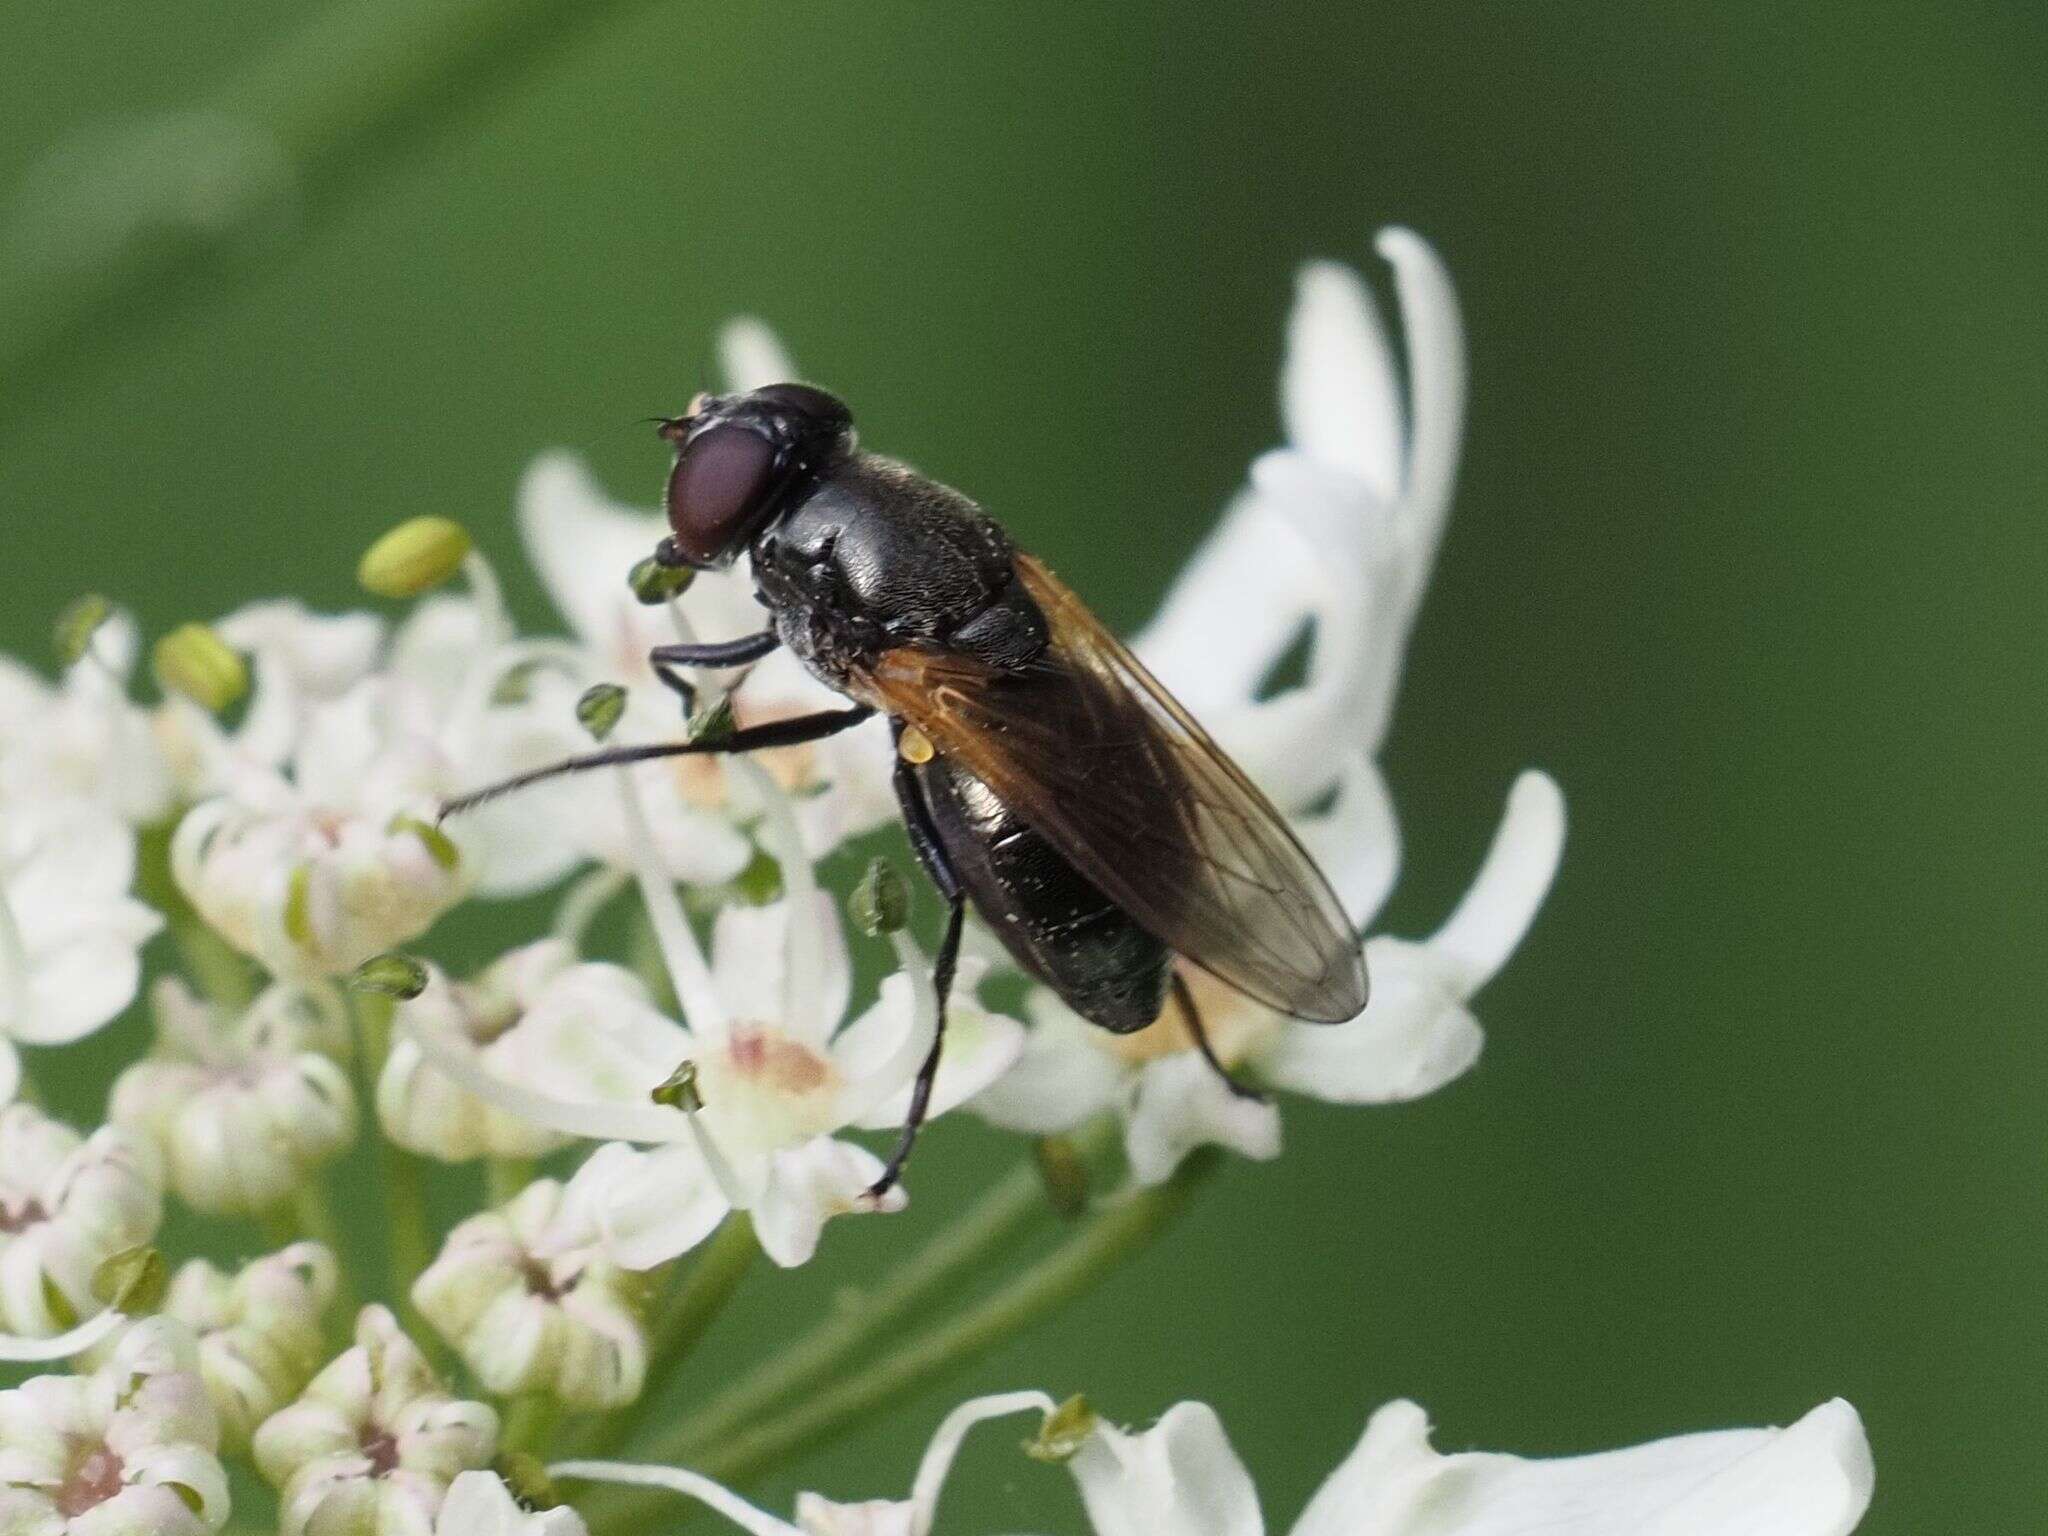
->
[
  {"left": 571, "top": 1143, "right": 730, "bottom": 1272},
  {"left": 1376, "top": 228, "right": 1466, "bottom": 579},
  {"left": 840, "top": 969, "right": 1025, "bottom": 1131},
  {"left": 438, "top": 1472, "right": 590, "bottom": 1536},
  {"left": 1427, "top": 771, "right": 1565, "bottom": 993},
  {"left": 968, "top": 996, "right": 1125, "bottom": 1137},
  {"left": 719, "top": 318, "right": 800, "bottom": 392},
  {"left": 1290, "top": 1398, "right": 1872, "bottom": 1536},
  {"left": 1283, "top": 259, "right": 1404, "bottom": 500},
  {"left": 752, "top": 1140, "right": 902, "bottom": 1269},
  {"left": 1071, "top": 1402, "right": 1263, "bottom": 1536},
  {"left": 1123, "top": 1054, "right": 1281, "bottom": 1186}
]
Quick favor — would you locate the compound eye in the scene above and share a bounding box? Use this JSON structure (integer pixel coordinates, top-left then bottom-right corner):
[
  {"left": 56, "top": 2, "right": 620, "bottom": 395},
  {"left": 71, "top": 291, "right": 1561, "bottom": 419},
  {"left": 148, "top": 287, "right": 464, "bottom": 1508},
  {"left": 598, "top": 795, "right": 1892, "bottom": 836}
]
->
[{"left": 664, "top": 425, "right": 779, "bottom": 566}]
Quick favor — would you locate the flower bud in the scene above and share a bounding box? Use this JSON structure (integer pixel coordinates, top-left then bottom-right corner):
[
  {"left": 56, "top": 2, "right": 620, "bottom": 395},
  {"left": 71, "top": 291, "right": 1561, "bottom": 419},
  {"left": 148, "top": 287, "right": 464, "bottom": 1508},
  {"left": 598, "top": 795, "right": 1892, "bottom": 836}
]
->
[
  {"left": 413, "top": 1182, "right": 648, "bottom": 1411},
  {"left": 1023, "top": 1394, "right": 1099, "bottom": 1463},
  {"left": 257, "top": 1305, "right": 499, "bottom": 1533},
  {"left": 650, "top": 1058, "right": 704, "bottom": 1113},
  {"left": 359, "top": 515, "right": 474, "bottom": 599},
  {"left": 849, "top": 857, "right": 911, "bottom": 937},
  {"left": 686, "top": 693, "right": 735, "bottom": 745},
  {"left": 351, "top": 951, "right": 432, "bottom": 1001},
  {"left": 111, "top": 980, "right": 358, "bottom": 1216},
  {"left": 577, "top": 682, "right": 628, "bottom": 742},
  {"left": 628, "top": 552, "right": 696, "bottom": 605},
  {"left": 0, "top": 1105, "right": 163, "bottom": 1340},
  {"left": 158, "top": 1244, "right": 338, "bottom": 1453},
  {"left": 153, "top": 622, "right": 250, "bottom": 712},
  {"left": 53, "top": 592, "right": 114, "bottom": 666}
]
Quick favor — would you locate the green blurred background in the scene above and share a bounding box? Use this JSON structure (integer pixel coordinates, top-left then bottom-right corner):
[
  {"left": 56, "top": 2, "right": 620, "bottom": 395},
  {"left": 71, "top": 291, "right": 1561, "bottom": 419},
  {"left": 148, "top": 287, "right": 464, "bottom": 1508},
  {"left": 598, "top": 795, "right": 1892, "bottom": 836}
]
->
[{"left": 3, "top": 2, "right": 2043, "bottom": 1529}]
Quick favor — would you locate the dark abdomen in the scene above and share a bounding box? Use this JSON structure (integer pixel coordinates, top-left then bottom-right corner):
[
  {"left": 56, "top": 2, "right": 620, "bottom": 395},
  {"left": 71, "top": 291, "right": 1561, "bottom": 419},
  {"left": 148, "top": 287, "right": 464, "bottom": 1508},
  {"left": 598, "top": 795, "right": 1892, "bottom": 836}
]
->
[{"left": 914, "top": 756, "right": 1169, "bottom": 1034}]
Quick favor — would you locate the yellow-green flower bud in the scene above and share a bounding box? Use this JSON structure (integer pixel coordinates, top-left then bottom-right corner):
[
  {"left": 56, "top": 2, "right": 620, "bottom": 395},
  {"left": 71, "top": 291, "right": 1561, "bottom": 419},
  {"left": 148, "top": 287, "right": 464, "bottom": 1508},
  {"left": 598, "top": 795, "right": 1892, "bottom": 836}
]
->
[
  {"left": 1023, "top": 1394, "right": 1099, "bottom": 1463},
  {"left": 577, "top": 683, "right": 628, "bottom": 742},
  {"left": 849, "top": 857, "right": 911, "bottom": 937},
  {"left": 350, "top": 953, "right": 431, "bottom": 1001},
  {"left": 153, "top": 622, "right": 249, "bottom": 712},
  {"left": 93, "top": 1245, "right": 169, "bottom": 1315},
  {"left": 650, "top": 1059, "right": 704, "bottom": 1113},
  {"left": 54, "top": 593, "right": 114, "bottom": 667},
  {"left": 685, "top": 693, "right": 735, "bottom": 747},
  {"left": 358, "top": 516, "right": 474, "bottom": 599},
  {"left": 628, "top": 553, "right": 696, "bottom": 605}
]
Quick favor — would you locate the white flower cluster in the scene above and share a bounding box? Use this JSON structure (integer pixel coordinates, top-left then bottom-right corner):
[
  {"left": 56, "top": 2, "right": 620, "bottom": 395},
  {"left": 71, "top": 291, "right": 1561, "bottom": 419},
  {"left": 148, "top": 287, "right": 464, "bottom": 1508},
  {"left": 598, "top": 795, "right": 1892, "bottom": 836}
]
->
[{"left": 0, "top": 230, "right": 1873, "bottom": 1536}]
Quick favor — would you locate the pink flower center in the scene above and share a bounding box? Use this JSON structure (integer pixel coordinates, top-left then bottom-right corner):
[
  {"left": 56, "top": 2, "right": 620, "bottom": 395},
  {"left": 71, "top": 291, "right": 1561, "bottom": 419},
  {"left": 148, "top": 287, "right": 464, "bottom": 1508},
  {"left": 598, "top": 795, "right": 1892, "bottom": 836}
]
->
[
  {"left": 56, "top": 1447, "right": 125, "bottom": 1517},
  {"left": 725, "top": 1028, "right": 831, "bottom": 1095}
]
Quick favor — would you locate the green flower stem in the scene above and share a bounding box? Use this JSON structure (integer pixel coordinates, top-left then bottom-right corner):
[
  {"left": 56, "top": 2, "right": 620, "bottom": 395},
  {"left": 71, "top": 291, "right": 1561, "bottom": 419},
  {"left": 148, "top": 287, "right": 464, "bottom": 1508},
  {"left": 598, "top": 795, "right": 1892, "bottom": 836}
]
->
[
  {"left": 0, "top": 0, "right": 661, "bottom": 431},
  {"left": 287, "top": 1178, "right": 361, "bottom": 1323},
  {"left": 654, "top": 1132, "right": 1105, "bottom": 1468},
  {"left": 352, "top": 991, "right": 436, "bottom": 1335},
  {"left": 569, "top": 1216, "right": 761, "bottom": 1461},
  {"left": 589, "top": 1145, "right": 1217, "bottom": 1529},
  {"left": 503, "top": 1393, "right": 563, "bottom": 1457}
]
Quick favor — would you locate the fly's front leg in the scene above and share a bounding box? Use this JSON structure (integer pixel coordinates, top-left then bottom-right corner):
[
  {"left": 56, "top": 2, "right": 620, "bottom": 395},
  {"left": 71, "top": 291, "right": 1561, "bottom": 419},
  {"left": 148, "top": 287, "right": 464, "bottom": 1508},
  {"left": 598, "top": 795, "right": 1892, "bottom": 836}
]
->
[
  {"left": 867, "top": 755, "right": 966, "bottom": 1199},
  {"left": 647, "top": 632, "right": 781, "bottom": 718}
]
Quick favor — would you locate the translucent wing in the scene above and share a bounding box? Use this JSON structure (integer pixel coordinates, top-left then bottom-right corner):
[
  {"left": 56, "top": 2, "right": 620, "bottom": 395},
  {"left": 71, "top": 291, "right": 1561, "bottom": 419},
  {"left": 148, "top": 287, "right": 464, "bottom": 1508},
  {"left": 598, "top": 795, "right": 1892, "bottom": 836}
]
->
[{"left": 864, "top": 555, "right": 1367, "bottom": 1022}]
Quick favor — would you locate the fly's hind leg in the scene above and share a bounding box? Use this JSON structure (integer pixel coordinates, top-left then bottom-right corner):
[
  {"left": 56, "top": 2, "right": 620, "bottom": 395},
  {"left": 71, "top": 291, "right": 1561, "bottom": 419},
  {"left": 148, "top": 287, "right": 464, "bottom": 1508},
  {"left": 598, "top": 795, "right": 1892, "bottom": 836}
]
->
[
  {"left": 1172, "top": 970, "right": 1267, "bottom": 1103},
  {"left": 867, "top": 755, "right": 967, "bottom": 1199}
]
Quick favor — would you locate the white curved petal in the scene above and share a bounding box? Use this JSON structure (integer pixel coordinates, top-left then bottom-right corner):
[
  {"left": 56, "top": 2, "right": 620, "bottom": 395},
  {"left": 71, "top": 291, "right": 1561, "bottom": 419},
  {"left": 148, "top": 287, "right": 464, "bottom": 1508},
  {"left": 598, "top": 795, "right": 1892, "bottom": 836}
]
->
[
  {"left": 1291, "top": 1398, "right": 1873, "bottom": 1536},
  {"left": 571, "top": 1143, "right": 730, "bottom": 1271},
  {"left": 548, "top": 1460, "right": 798, "bottom": 1536},
  {"left": 968, "top": 997, "right": 1125, "bottom": 1137},
  {"left": 1377, "top": 228, "right": 1466, "bottom": 579},
  {"left": 439, "top": 1471, "right": 591, "bottom": 1536},
  {"left": 1283, "top": 259, "right": 1404, "bottom": 500},
  {"left": 1132, "top": 490, "right": 1324, "bottom": 723},
  {"left": 1427, "top": 772, "right": 1565, "bottom": 993},
  {"left": 1070, "top": 1402, "right": 1263, "bottom": 1536},
  {"left": 752, "top": 1140, "right": 903, "bottom": 1269},
  {"left": 1252, "top": 970, "right": 1480, "bottom": 1108},
  {"left": 719, "top": 318, "right": 800, "bottom": 392},
  {"left": 839, "top": 965, "right": 1025, "bottom": 1130},
  {"left": 518, "top": 453, "right": 671, "bottom": 666},
  {"left": 902, "top": 1391, "right": 1057, "bottom": 1534},
  {"left": 1298, "top": 754, "right": 1401, "bottom": 932},
  {"left": 1124, "top": 1053, "right": 1280, "bottom": 1187}
]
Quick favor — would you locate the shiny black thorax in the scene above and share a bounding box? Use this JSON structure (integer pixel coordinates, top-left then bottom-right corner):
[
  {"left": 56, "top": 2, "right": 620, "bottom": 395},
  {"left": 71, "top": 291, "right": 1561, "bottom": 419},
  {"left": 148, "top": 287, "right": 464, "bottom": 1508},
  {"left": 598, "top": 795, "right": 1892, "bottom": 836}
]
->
[{"left": 750, "top": 451, "right": 1172, "bottom": 1034}]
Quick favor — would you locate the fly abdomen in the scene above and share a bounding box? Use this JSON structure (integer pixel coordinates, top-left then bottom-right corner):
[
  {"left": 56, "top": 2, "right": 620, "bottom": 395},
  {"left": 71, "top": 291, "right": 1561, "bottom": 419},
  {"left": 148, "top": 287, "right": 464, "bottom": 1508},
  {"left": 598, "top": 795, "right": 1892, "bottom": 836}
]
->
[{"left": 914, "top": 755, "right": 1170, "bottom": 1034}]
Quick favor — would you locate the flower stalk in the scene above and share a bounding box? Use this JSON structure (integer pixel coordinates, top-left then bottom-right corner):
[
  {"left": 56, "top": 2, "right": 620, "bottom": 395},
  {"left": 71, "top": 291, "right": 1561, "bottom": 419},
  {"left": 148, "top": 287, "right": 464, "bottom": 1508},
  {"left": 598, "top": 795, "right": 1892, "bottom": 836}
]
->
[{"left": 585, "top": 1143, "right": 1218, "bottom": 1530}]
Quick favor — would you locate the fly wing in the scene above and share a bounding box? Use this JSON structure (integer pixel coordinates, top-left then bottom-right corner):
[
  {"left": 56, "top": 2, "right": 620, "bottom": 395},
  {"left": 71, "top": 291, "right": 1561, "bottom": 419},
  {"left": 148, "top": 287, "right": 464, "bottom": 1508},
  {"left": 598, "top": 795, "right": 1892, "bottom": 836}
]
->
[{"left": 864, "top": 554, "right": 1367, "bottom": 1023}]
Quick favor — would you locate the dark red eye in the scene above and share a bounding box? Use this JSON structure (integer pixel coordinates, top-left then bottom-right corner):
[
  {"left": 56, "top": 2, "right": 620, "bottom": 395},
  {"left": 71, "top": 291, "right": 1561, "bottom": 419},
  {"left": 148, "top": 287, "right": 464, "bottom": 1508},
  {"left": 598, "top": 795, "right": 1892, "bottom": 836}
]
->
[{"left": 664, "top": 425, "right": 779, "bottom": 567}]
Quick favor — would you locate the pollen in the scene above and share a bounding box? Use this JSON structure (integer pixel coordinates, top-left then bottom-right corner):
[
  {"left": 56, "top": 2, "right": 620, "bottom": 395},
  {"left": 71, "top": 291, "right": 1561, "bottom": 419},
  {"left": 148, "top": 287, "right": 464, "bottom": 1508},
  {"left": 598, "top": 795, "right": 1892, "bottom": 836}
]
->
[{"left": 898, "top": 725, "right": 935, "bottom": 765}]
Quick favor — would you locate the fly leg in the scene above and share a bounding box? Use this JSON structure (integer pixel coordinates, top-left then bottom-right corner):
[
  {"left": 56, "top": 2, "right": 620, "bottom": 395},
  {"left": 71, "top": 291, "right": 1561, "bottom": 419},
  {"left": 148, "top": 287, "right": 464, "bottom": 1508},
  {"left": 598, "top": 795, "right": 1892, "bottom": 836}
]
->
[
  {"left": 1172, "top": 970, "right": 1266, "bottom": 1102},
  {"left": 866, "top": 755, "right": 967, "bottom": 1199},
  {"left": 647, "top": 632, "right": 781, "bottom": 717}
]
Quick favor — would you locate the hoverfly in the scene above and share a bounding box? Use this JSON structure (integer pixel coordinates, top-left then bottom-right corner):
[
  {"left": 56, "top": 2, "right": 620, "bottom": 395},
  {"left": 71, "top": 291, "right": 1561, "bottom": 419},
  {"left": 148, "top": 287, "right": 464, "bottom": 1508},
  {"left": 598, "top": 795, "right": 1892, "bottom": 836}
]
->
[{"left": 446, "top": 384, "right": 1367, "bottom": 1194}]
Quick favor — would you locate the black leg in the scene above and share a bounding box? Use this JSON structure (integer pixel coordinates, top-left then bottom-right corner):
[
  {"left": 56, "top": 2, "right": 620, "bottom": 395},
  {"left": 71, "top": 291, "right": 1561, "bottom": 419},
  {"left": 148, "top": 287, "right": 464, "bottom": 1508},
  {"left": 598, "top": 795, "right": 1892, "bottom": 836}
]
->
[
  {"left": 867, "top": 896, "right": 965, "bottom": 1200},
  {"left": 1172, "top": 971, "right": 1266, "bottom": 1102},
  {"left": 864, "top": 756, "right": 966, "bottom": 1199},
  {"left": 648, "top": 633, "right": 781, "bottom": 719},
  {"left": 440, "top": 706, "right": 874, "bottom": 820},
  {"left": 650, "top": 633, "right": 780, "bottom": 669}
]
